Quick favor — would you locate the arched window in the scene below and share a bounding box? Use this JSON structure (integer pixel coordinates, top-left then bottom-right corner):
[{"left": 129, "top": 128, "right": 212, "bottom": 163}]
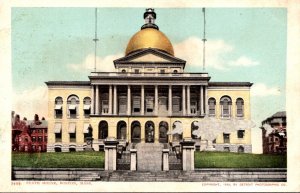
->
[
  {"left": 83, "top": 97, "right": 91, "bottom": 117},
  {"left": 54, "top": 97, "right": 63, "bottom": 119},
  {"left": 173, "top": 70, "right": 178, "bottom": 73},
  {"left": 220, "top": 96, "right": 232, "bottom": 118},
  {"left": 67, "top": 95, "right": 79, "bottom": 119},
  {"left": 117, "top": 121, "right": 127, "bottom": 140},
  {"left": 159, "top": 121, "right": 168, "bottom": 143},
  {"left": 121, "top": 69, "right": 126, "bottom": 73},
  {"left": 208, "top": 98, "right": 216, "bottom": 116},
  {"left": 145, "top": 121, "right": 155, "bottom": 143},
  {"left": 98, "top": 121, "right": 108, "bottom": 140},
  {"left": 236, "top": 98, "right": 244, "bottom": 117},
  {"left": 131, "top": 121, "right": 141, "bottom": 143},
  {"left": 191, "top": 121, "right": 199, "bottom": 139},
  {"left": 238, "top": 146, "right": 244, "bottom": 153}
]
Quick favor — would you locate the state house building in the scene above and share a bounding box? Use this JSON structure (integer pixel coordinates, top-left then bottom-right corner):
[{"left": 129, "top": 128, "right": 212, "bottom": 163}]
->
[{"left": 46, "top": 9, "right": 253, "bottom": 153}]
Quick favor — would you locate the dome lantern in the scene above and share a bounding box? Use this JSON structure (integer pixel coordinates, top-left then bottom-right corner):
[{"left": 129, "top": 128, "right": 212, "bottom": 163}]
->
[{"left": 141, "top": 8, "right": 159, "bottom": 30}]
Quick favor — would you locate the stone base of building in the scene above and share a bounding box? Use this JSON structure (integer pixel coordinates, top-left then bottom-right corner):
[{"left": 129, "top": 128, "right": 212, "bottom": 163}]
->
[{"left": 214, "top": 144, "right": 252, "bottom": 153}]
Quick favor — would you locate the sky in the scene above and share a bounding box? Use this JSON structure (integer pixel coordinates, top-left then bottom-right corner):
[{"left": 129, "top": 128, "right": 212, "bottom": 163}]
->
[{"left": 12, "top": 8, "right": 287, "bottom": 153}]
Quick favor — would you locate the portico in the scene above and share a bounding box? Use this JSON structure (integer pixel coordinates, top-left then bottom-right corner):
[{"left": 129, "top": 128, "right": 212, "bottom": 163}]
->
[{"left": 89, "top": 75, "right": 209, "bottom": 117}]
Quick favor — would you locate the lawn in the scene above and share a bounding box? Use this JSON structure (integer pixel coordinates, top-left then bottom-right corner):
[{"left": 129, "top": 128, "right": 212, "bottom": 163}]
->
[
  {"left": 194, "top": 151, "right": 287, "bottom": 168},
  {"left": 12, "top": 152, "right": 105, "bottom": 168}
]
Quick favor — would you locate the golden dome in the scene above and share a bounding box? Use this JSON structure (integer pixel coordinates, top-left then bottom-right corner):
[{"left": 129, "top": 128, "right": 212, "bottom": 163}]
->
[{"left": 125, "top": 28, "right": 174, "bottom": 56}]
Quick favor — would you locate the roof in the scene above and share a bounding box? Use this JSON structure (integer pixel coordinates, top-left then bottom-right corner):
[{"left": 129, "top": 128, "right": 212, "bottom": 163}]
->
[
  {"left": 271, "top": 111, "right": 286, "bottom": 118},
  {"left": 208, "top": 82, "right": 253, "bottom": 87},
  {"left": 261, "top": 111, "right": 286, "bottom": 125},
  {"left": 28, "top": 120, "right": 48, "bottom": 128},
  {"left": 45, "top": 81, "right": 90, "bottom": 86},
  {"left": 114, "top": 48, "right": 186, "bottom": 66}
]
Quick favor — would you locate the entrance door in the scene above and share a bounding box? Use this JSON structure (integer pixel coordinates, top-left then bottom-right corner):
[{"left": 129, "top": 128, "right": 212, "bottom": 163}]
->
[{"left": 145, "top": 121, "right": 155, "bottom": 143}]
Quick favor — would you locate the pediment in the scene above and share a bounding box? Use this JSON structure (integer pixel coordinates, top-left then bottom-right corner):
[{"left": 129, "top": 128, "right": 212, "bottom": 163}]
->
[
  {"left": 114, "top": 48, "right": 186, "bottom": 64},
  {"left": 130, "top": 53, "right": 173, "bottom": 62}
]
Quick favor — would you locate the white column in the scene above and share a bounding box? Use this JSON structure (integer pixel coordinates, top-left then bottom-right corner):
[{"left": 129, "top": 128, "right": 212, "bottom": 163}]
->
[
  {"left": 187, "top": 85, "right": 190, "bottom": 116},
  {"left": 182, "top": 85, "right": 186, "bottom": 116},
  {"left": 113, "top": 85, "right": 117, "bottom": 115},
  {"left": 168, "top": 85, "right": 172, "bottom": 116},
  {"left": 95, "top": 85, "right": 99, "bottom": 115},
  {"left": 204, "top": 86, "right": 208, "bottom": 115},
  {"left": 141, "top": 85, "right": 144, "bottom": 115},
  {"left": 91, "top": 85, "right": 94, "bottom": 115},
  {"left": 155, "top": 85, "right": 158, "bottom": 115},
  {"left": 108, "top": 85, "right": 112, "bottom": 115},
  {"left": 127, "top": 85, "right": 131, "bottom": 115},
  {"left": 200, "top": 86, "right": 204, "bottom": 115}
]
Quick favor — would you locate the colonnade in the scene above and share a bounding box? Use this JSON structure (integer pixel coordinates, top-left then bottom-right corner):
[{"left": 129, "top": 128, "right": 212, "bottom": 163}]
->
[{"left": 91, "top": 85, "right": 208, "bottom": 116}]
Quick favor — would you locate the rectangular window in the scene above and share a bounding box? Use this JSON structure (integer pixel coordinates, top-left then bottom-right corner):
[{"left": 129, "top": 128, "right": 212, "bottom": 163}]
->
[
  {"left": 190, "top": 101, "right": 197, "bottom": 114},
  {"left": 32, "top": 137, "right": 36, "bottom": 142},
  {"left": 119, "top": 96, "right": 127, "bottom": 114},
  {"left": 68, "top": 105, "right": 77, "bottom": 118},
  {"left": 38, "top": 136, "right": 42, "bottom": 142},
  {"left": 55, "top": 105, "right": 63, "bottom": 119},
  {"left": 172, "top": 96, "right": 181, "bottom": 113},
  {"left": 237, "top": 130, "right": 245, "bottom": 138},
  {"left": 45, "top": 136, "right": 47, "bottom": 142},
  {"left": 223, "top": 134, "right": 230, "bottom": 143},
  {"left": 146, "top": 96, "right": 154, "bottom": 113},
  {"left": 102, "top": 100, "right": 109, "bottom": 114},
  {"left": 70, "top": 133, "right": 76, "bottom": 143},
  {"left": 133, "top": 96, "right": 141, "bottom": 113},
  {"left": 160, "top": 69, "right": 165, "bottom": 74},
  {"left": 55, "top": 133, "right": 62, "bottom": 143},
  {"left": 84, "top": 109, "right": 91, "bottom": 118},
  {"left": 134, "top": 69, "right": 139, "bottom": 74}
]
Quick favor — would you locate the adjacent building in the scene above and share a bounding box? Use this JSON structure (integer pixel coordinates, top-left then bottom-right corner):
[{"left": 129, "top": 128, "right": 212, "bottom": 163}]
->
[
  {"left": 261, "top": 111, "right": 287, "bottom": 154},
  {"left": 12, "top": 113, "right": 48, "bottom": 152},
  {"left": 46, "top": 8, "right": 253, "bottom": 153}
]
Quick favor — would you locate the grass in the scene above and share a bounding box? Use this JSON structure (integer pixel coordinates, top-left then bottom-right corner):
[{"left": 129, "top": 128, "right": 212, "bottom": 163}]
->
[
  {"left": 12, "top": 151, "right": 287, "bottom": 169},
  {"left": 12, "top": 152, "right": 105, "bottom": 168},
  {"left": 194, "top": 151, "right": 287, "bottom": 168}
]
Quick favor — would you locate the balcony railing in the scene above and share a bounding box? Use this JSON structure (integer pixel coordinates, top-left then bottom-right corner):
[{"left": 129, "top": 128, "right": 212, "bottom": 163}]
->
[{"left": 90, "top": 72, "right": 209, "bottom": 78}]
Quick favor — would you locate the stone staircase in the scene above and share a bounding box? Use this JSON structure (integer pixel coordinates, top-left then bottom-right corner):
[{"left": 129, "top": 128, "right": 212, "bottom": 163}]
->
[
  {"left": 117, "top": 151, "right": 130, "bottom": 170},
  {"left": 79, "top": 172, "right": 101, "bottom": 181},
  {"left": 169, "top": 151, "right": 182, "bottom": 170},
  {"left": 136, "top": 143, "right": 164, "bottom": 171}
]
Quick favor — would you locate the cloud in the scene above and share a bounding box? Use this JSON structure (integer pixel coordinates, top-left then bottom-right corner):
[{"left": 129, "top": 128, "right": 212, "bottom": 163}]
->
[
  {"left": 251, "top": 83, "right": 281, "bottom": 97},
  {"left": 229, "top": 56, "right": 259, "bottom": 67},
  {"left": 174, "top": 37, "right": 259, "bottom": 70},
  {"left": 13, "top": 86, "right": 48, "bottom": 120},
  {"left": 68, "top": 37, "right": 259, "bottom": 72},
  {"left": 68, "top": 53, "right": 123, "bottom": 72}
]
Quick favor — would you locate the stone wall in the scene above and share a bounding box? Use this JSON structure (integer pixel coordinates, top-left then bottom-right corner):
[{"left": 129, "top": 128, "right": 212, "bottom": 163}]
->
[
  {"left": 12, "top": 168, "right": 286, "bottom": 182},
  {"left": 214, "top": 144, "right": 252, "bottom": 153}
]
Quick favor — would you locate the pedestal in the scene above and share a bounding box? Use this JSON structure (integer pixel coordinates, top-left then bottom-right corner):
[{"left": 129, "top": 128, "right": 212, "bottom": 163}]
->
[
  {"left": 84, "top": 137, "right": 94, "bottom": 151},
  {"left": 180, "top": 138, "right": 195, "bottom": 171},
  {"left": 104, "top": 137, "right": 119, "bottom": 171},
  {"left": 130, "top": 149, "right": 137, "bottom": 171},
  {"left": 162, "top": 149, "right": 169, "bottom": 171}
]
